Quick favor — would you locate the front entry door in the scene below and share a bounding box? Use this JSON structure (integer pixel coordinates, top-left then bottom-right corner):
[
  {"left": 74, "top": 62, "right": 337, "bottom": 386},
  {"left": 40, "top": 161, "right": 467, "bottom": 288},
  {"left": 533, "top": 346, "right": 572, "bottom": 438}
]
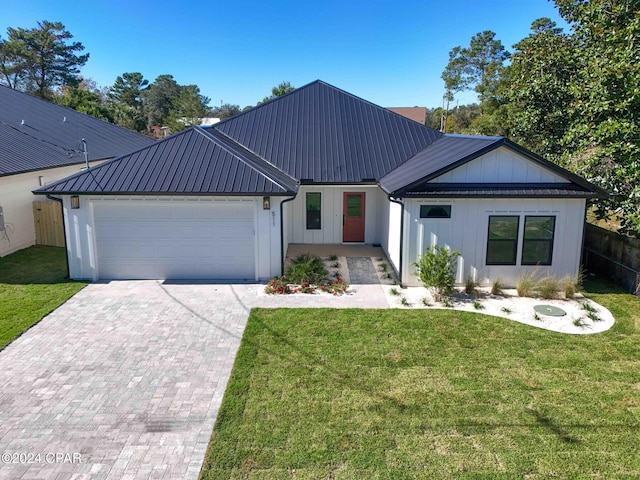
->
[{"left": 343, "top": 192, "right": 365, "bottom": 242}]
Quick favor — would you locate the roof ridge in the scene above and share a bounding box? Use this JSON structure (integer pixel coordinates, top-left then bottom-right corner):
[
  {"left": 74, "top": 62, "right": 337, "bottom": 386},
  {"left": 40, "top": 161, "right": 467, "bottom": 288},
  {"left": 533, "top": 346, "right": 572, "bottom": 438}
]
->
[{"left": 197, "top": 127, "right": 297, "bottom": 192}]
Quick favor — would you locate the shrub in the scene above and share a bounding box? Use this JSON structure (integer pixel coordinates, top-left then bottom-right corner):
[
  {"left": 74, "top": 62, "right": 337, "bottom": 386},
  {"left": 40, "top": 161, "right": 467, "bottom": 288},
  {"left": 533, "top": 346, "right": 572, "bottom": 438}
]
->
[
  {"left": 473, "top": 300, "right": 483, "bottom": 310},
  {"left": 264, "top": 276, "right": 292, "bottom": 294},
  {"left": 320, "top": 275, "right": 349, "bottom": 295},
  {"left": 413, "top": 245, "right": 460, "bottom": 301},
  {"left": 516, "top": 271, "right": 538, "bottom": 297},
  {"left": 286, "top": 253, "right": 328, "bottom": 285},
  {"left": 389, "top": 287, "right": 400, "bottom": 296},
  {"left": 561, "top": 269, "right": 584, "bottom": 299},
  {"left": 491, "top": 277, "right": 505, "bottom": 296}
]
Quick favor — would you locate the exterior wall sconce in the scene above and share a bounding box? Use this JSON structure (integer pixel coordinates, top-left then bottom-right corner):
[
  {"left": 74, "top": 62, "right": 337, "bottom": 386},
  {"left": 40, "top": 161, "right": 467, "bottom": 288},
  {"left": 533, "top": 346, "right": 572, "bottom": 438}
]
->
[
  {"left": 263, "top": 196, "right": 271, "bottom": 210},
  {"left": 70, "top": 196, "right": 80, "bottom": 209}
]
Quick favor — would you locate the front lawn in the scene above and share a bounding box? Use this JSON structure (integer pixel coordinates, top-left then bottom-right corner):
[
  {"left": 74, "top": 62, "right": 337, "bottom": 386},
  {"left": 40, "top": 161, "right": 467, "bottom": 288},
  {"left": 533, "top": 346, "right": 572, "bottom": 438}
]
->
[
  {"left": 201, "top": 279, "right": 640, "bottom": 479},
  {"left": 0, "top": 246, "right": 86, "bottom": 350}
]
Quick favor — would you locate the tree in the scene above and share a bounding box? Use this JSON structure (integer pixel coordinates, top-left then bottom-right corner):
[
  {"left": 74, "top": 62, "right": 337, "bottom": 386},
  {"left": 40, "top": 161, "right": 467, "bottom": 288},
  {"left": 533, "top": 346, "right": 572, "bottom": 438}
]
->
[
  {"left": 442, "top": 31, "right": 510, "bottom": 107},
  {"left": 260, "top": 80, "right": 295, "bottom": 104},
  {"left": 554, "top": 0, "right": 640, "bottom": 236},
  {"left": 211, "top": 103, "right": 242, "bottom": 120},
  {"left": 502, "top": 18, "right": 576, "bottom": 157},
  {"left": 0, "top": 21, "right": 89, "bottom": 98},
  {"left": 141, "top": 74, "right": 181, "bottom": 128},
  {"left": 165, "top": 84, "right": 211, "bottom": 132},
  {"left": 108, "top": 72, "right": 148, "bottom": 111},
  {"left": 54, "top": 77, "right": 113, "bottom": 122}
]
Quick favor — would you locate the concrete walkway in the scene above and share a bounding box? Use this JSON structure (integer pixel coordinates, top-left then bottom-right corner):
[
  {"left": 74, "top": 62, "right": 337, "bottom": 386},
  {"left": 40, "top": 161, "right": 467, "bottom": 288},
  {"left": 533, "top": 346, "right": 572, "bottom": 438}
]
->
[{"left": 0, "top": 280, "right": 390, "bottom": 479}]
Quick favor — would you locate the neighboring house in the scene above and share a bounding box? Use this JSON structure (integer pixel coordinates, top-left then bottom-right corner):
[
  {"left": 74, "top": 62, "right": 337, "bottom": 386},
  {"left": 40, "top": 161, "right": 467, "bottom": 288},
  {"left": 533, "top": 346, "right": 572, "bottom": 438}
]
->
[
  {"left": 0, "top": 85, "right": 155, "bottom": 257},
  {"left": 387, "top": 106, "right": 427, "bottom": 124},
  {"left": 36, "top": 80, "right": 606, "bottom": 286}
]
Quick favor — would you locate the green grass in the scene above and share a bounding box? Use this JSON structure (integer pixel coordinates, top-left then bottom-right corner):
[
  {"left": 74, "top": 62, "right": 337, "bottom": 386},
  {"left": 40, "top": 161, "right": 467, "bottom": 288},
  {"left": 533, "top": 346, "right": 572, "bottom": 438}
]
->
[
  {"left": 201, "top": 277, "right": 640, "bottom": 479},
  {"left": 0, "top": 246, "right": 86, "bottom": 350}
]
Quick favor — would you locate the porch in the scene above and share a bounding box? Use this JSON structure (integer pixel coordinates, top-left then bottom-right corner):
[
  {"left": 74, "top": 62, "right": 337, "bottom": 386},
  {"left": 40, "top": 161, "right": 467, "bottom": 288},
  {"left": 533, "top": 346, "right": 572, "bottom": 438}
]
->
[{"left": 284, "top": 243, "right": 397, "bottom": 285}]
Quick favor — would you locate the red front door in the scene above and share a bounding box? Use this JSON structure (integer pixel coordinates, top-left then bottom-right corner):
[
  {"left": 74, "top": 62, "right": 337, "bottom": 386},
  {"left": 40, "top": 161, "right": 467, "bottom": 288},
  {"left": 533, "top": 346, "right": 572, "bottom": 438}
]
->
[{"left": 343, "top": 192, "right": 365, "bottom": 242}]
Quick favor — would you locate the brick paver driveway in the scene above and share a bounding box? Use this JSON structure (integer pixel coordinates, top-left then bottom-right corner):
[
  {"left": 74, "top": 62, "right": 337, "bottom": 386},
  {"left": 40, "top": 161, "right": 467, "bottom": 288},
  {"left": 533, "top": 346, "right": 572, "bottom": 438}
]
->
[{"left": 0, "top": 281, "right": 251, "bottom": 479}]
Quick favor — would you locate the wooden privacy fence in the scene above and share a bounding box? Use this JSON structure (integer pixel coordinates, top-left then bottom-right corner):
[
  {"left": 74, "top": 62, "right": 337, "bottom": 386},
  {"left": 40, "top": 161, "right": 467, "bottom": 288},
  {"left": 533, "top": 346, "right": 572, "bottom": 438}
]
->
[
  {"left": 583, "top": 223, "right": 640, "bottom": 296},
  {"left": 33, "top": 201, "right": 65, "bottom": 247}
]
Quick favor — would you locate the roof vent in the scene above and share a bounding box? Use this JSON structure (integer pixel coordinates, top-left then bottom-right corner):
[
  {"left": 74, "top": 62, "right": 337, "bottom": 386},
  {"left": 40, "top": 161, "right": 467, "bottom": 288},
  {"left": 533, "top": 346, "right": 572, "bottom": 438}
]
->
[
  {"left": 63, "top": 116, "right": 66, "bottom": 122},
  {"left": 20, "top": 120, "right": 24, "bottom": 125}
]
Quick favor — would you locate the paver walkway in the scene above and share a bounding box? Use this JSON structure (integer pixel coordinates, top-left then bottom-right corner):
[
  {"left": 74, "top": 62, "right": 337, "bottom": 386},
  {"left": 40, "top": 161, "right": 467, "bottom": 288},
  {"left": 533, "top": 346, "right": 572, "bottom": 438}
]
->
[{"left": 0, "top": 280, "right": 390, "bottom": 479}]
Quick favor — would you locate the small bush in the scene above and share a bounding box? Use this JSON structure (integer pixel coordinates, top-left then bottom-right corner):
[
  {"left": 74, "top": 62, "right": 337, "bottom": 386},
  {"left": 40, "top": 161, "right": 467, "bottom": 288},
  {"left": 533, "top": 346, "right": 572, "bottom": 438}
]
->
[
  {"left": 501, "top": 306, "right": 512, "bottom": 314},
  {"left": 587, "top": 311, "right": 602, "bottom": 322},
  {"left": 389, "top": 287, "right": 400, "bottom": 296},
  {"left": 328, "top": 254, "right": 338, "bottom": 261},
  {"left": 379, "top": 263, "right": 388, "bottom": 272},
  {"left": 442, "top": 298, "right": 454, "bottom": 308},
  {"left": 413, "top": 245, "right": 460, "bottom": 301},
  {"left": 265, "top": 276, "right": 292, "bottom": 294},
  {"left": 582, "top": 301, "right": 596, "bottom": 313},
  {"left": 319, "top": 276, "right": 349, "bottom": 295},
  {"left": 400, "top": 296, "right": 410, "bottom": 307},
  {"left": 516, "top": 271, "right": 538, "bottom": 297},
  {"left": 332, "top": 262, "right": 340, "bottom": 268},
  {"left": 573, "top": 317, "right": 590, "bottom": 328},
  {"left": 287, "top": 253, "right": 328, "bottom": 285},
  {"left": 491, "top": 277, "right": 505, "bottom": 296},
  {"left": 421, "top": 297, "right": 432, "bottom": 307},
  {"left": 537, "top": 276, "right": 560, "bottom": 299},
  {"left": 561, "top": 270, "right": 583, "bottom": 299},
  {"left": 473, "top": 300, "right": 483, "bottom": 310}
]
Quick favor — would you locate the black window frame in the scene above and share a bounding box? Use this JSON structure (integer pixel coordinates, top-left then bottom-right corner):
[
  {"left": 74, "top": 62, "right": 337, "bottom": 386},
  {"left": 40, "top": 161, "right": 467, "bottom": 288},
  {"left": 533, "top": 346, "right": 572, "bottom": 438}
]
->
[
  {"left": 420, "top": 205, "right": 452, "bottom": 219},
  {"left": 486, "top": 215, "right": 520, "bottom": 266},
  {"left": 306, "top": 192, "right": 321, "bottom": 230},
  {"left": 521, "top": 215, "right": 556, "bottom": 266}
]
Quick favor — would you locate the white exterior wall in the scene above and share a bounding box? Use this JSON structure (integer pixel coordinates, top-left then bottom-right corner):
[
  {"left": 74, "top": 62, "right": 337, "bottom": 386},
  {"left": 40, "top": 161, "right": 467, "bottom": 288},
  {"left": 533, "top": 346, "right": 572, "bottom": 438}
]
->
[
  {"left": 0, "top": 162, "right": 102, "bottom": 257},
  {"left": 432, "top": 146, "right": 567, "bottom": 184},
  {"left": 379, "top": 197, "right": 402, "bottom": 275},
  {"left": 403, "top": 197, "right": 586, "bottom": 287},
  {"left": 63, "top": 195, "right": 285, "bottom": 281},
  {"left": 287, "top": 185, "right": 388, "bottom": 245}
]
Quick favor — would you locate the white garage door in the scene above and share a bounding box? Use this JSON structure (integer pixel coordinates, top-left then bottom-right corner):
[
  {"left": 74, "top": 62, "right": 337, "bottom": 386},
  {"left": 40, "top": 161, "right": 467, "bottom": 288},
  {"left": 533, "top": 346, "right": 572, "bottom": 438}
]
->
[{"left": 93, "top": 201, "right": 255, "bottom": 280}]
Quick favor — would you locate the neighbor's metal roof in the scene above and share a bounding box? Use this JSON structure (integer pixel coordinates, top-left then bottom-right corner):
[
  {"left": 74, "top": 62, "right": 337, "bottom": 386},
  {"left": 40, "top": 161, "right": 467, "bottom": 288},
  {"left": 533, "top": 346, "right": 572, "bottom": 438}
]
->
[
  {"left": 213, "top": 80, "right": 442, "bottom": 183},
  {"left": 0, "top": 85, "right": 154, "bottom": 176},
  {"left": 35, "top": 127, "right": 297, "bottom": 196}
]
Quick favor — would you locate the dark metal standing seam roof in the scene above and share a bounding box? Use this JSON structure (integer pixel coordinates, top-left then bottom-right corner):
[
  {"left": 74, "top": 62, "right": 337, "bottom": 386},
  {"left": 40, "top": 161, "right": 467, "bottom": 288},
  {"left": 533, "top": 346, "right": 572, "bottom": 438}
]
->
[
  {"left": 402, "top": 183, "right": 599, "bottom": 198},
  {"left": 0, "top": 85, "right": 155, "bottom": 176},
  {"left": 35, "top": 127, "right": 297, "bottom": 195},
  {"left": 0, "top": 124, "right": 73, "bottom": 175},
  {"left": 379, "top": 135, "right": 503, "bottom": 194},
  {"left": 213, "top": 80, "right": 443, "bottom": 183}
]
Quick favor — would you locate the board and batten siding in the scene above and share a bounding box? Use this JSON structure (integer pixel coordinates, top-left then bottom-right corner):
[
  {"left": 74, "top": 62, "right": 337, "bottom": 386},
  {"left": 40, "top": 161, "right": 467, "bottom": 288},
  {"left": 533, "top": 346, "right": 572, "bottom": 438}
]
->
[
  {"left": 286, "top": 185, "right": 388, "bottom": 245},
  {"left": 62, "top": 195, "right": 284, "bottom": 281},
  {"left": 430, "top": 146, "right": 567, "bottom": 184},
  {"left": 403, "top": 197, "right": 586, "bottom": 287}
]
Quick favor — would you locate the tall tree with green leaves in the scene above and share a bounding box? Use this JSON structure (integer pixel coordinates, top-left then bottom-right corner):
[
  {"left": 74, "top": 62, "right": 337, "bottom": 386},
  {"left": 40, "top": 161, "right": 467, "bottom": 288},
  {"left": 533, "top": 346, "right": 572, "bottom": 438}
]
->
[
  {"left": 0, "top": 21, "right": 89, "bottom": 98},
  {"left": 554, "top": 0, "right": 640, "bottom": 236},
  {"left": 54, "top": 78, "right": 113, "bottom": 122},
  {"left": 165, "top": 84, "right": 211, "bottom": 132},
  {"left": 502, "top": 18, "right": 577, "bottom": 158},
  {"left": 108, "top": 72, "right": 148, "bottom": 111},
  {"left": 211, "top": 103, "right": 242, "bottom": 120},
  {"left": 141, "top": 74, "right": 181, "bottom": 128}
]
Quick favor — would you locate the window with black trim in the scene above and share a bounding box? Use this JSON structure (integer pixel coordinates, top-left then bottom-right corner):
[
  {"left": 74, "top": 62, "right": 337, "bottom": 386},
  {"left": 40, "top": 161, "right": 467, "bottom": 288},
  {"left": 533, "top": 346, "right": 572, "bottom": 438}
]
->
[
  {"left": 486, "top": 216, "right": 519, "bottom": 265},
  {"left": 420, "top": 205, "right": 451, "bottom": 218},
  {"left": 521, "top": 216, "right": 555, "bottom": 265},
  {"left": 306, "top": 193, "right": 321, "bottom": 230}
]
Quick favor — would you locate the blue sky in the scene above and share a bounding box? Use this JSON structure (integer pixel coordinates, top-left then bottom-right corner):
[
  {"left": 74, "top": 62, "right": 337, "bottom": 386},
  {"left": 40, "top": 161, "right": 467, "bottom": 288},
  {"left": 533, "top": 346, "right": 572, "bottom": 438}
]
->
[{"left": 1, "top": 0, "right": 569, "bottom": 109}]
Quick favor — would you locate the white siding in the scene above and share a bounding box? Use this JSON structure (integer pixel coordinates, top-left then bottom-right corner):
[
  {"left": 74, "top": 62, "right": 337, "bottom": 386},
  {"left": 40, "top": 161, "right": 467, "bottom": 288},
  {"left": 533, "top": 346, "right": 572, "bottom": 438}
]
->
[
  {"left": 0, "top": 162, "right": 103, "bottom": 257},
  {"left": 431, "top": 146, "right": 567, "bottom": 184},
  {"left": 64, "top": 196, "right": 285, "bottom": 281},
  {"left": 379, "top": 198, "right": 402, "bottom": 274},
  {"left": 403, "top": 198, "right": 586, "bottom": 287},
  {"left": 287, "top": 185, "right": 388, "bottom": 244}
]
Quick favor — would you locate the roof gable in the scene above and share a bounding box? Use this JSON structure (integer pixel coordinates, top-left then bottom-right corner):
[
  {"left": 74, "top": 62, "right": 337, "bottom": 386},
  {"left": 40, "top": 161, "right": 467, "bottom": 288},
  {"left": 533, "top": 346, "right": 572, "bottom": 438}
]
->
[
  {"left": 213, "top": 80, "right": 442, "bottom": 183},
  {"left": 35, "top": 127, "right": 297, "bottom": 196},
  {"left": 0, "top": 85, "right": 154, "bottom": 176}
]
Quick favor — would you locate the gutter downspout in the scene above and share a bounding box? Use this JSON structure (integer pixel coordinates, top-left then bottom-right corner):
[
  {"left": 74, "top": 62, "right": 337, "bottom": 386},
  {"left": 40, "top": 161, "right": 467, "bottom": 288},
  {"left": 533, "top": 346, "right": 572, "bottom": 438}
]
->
[
  {"left": 388, "top": 196, "right": 405, "bottom": 287},
  {"left": 280, "top": 194, "right": 297, "bottom": 276},
  {"left": 46, "top": 194, "right": 70, "bottom": 279}
]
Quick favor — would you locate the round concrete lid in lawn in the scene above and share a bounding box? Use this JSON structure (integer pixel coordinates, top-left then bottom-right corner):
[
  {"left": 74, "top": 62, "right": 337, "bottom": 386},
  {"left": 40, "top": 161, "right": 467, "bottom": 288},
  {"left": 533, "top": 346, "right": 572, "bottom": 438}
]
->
[{"left": 533, "top": 304, "right": 567, "bottom": 317}]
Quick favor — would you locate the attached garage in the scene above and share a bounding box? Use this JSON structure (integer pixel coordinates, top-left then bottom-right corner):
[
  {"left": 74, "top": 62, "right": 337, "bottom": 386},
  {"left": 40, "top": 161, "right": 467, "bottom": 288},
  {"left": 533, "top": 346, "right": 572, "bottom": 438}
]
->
[{"left": 92, "top": 200, "right": 256, "bottom": 280}]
